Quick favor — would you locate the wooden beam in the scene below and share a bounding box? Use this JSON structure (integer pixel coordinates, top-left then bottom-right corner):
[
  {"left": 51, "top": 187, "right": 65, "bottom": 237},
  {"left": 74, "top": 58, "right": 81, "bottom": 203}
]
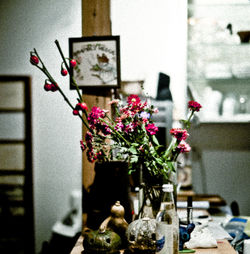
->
[{"left": 81, "top": 0, "right": 112, "bottom": 192}]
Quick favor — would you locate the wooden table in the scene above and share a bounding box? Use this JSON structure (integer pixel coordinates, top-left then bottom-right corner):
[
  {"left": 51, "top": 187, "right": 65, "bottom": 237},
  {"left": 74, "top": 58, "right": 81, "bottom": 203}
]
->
[{"left": 70, "top": 236, "right": 236, "bottom": 254}]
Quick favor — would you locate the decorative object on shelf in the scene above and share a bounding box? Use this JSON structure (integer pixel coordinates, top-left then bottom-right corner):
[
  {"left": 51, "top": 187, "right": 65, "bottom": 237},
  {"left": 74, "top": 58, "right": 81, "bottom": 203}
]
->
[
  {"left": 126, "top": 217, "right": 157, "bottom": 253},
  {"left": 99, "top": 201, "right": 128, "bottom": 247},
  {"left": 82, "top": 227, "right": 122, "bottom": 254}
]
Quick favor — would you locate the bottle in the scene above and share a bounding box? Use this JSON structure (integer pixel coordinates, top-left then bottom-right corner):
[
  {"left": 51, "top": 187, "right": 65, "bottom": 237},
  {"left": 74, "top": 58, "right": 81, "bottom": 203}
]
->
[{"left": 156, "top": 184, "right": 179, "bottom": 254}]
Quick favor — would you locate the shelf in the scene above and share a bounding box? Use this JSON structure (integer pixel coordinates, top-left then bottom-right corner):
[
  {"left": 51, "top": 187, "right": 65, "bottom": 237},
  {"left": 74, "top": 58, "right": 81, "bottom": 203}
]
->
[
  {"left": 188, "top": 0, "right": 250, "bottom": 8},
  {"left": 188, "top": 77, "right": 250, "bottom": 82},
  {"left": 188, "top": 42, "right": 250, "bottom": 47},
  {"left": 198, "top": 115, "right": 250, "bottom": 124}
]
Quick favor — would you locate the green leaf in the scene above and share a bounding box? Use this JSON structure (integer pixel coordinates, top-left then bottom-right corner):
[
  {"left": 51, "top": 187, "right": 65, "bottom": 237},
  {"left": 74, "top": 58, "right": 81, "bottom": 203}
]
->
[
  {"left": 131, "top": 143, "right": 139, "bottom": 147},
  {"left": 152, "top": 135, "right": 160, "bottom": 146},
  {"left": 130, "top": 155, "right": 138, "bottom": 163},
  {"left": 128, "top": 146, "right": 137, "bottom": 155}
]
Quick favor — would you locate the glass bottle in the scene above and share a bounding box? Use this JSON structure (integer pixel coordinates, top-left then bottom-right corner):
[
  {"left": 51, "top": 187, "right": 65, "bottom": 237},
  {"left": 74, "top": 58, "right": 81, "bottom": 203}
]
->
[{"left": 155, "top": 184, "right": 179, "bottom": 254}]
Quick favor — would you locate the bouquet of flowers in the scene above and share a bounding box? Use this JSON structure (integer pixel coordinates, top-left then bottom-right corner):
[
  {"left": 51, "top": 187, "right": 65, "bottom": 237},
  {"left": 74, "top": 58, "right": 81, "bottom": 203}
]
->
[{"left": 30, "top": 40, "right": 201, "bottom": 184}]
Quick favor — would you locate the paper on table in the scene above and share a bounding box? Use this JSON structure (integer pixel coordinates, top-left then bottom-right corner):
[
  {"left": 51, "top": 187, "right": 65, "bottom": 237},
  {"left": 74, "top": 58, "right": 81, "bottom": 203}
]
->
[{"left": 208, "top": 221, "right": 233, "bottom": 240}]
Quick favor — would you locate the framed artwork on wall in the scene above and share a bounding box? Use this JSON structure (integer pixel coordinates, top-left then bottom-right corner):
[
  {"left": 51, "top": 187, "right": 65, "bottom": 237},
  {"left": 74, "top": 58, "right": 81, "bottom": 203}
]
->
[{"left": 69, "top": 36, "right": 121, "bottom": 89}]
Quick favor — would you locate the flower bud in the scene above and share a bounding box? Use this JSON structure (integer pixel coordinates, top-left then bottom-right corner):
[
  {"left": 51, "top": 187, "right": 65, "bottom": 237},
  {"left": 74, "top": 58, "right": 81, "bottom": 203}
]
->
[
  {"left": 30, "top": 55, "right": 39, "bottom": 65},
  {"left": 61, "top": 68, "right": 68, "bottom": 76},
  {"left": 70, "top": 59, "right": 77, "bottom": 68},
  {"left": 51, "top": 83, "right": 58, "bottom": 92},
  {"left": 73, "top": 109, "right": 79, "bottom": 115},
  {"left": 44, "top": 82, "right": 52, "bottom": 91},
  {"left": 76, "top": 102, "right": 88, "bottom": 111}
]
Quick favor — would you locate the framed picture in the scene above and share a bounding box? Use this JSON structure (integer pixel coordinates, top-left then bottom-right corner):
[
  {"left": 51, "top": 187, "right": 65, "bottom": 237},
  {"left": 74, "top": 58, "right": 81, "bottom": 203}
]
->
[{"left": 69, "top": 36, "right": 121, "bottom": 89}]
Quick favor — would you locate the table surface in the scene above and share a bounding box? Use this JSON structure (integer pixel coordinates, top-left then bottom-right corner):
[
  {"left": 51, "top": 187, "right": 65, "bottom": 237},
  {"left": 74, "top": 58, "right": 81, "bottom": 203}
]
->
[{"left": 70, "top": 236, "right": 236, "bottom": 254}]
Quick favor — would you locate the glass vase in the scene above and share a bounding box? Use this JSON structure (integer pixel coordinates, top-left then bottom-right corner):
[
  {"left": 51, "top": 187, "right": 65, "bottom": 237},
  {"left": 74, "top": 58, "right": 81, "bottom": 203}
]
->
[{"left": 138, "top": 162, "right": 178, "bottom": 219}]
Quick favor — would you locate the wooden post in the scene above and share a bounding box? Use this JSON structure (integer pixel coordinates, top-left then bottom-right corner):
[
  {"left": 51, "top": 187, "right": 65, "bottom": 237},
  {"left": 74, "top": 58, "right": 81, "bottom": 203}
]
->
[{"left": 81, "top": 0, "right": 112, "bottom": 193}]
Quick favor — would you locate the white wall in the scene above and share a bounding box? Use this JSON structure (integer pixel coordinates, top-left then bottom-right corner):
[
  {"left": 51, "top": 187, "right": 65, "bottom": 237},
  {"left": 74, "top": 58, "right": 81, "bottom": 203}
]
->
[
  {"left": 0, "top": 0, "right": 82, "bottom": 252},
  {"left": 111, "top": 0, "right": 188, "bottom": 119}
]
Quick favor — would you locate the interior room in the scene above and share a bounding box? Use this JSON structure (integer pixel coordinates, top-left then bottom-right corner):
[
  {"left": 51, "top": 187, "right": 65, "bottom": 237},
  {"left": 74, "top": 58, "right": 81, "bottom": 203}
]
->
[{"left": 0, "top": 0, "right": 249, "bottom": 253}]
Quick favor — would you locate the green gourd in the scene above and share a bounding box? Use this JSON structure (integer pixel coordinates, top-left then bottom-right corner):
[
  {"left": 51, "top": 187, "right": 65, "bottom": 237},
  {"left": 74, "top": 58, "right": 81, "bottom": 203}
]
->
[{"left": 83, "top": 228, "right": 122, "bottom": 254}]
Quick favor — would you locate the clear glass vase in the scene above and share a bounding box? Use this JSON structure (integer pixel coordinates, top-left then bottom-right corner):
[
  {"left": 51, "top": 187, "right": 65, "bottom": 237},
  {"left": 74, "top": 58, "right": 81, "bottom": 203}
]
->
[{"left": 138, "top": 162, "right": 178, "bottom": 219}]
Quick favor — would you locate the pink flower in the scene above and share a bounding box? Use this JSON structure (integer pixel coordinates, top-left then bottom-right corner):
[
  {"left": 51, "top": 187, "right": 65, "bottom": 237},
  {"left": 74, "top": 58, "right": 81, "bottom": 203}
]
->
[
  {"left": 139, "top": 145, "right": 144, "bottom": 152},
  {"left": 108, "top": 99, "right": 120, "bottom": 105},
  {"left": 125, "top": 123, "right": 135, "bottom": 133},
  {"left": 176, "top": 141, "right": 191, "bottom": 153},
  {"left": 170, "top": 128, "right": 189, "bottom": 141},
  {"left": 88, "top": 106, "right": 105, "bottom": 126},
  {"left": 127, "top": 94, "right": 141, "bottom": 105},
  {"left": 188, "top": 100, "right": 202, "bottom": 112},
  {"left": 80, "top": 140, "right": 86, "bottom": 151},
  {"left": 114, "top": 121, "right": 124, "bottom": 131},
  {"left": 153, "top": 107, "right": 159, "bottom": 114},
  {"left": 146, "top": 123, "right": 158, "bottom": 135},
  {"left": 85, "top": 131, "right": 93, "bottom": 146},
  {"left": 99, "top": 123, "right": 111, "bottom": 135}
]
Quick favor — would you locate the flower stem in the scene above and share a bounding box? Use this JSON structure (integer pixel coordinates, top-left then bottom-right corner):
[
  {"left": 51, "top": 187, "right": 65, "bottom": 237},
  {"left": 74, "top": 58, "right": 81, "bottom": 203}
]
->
[
  {"left": 33, "top": 48, "right": 91, "bottom": 131},
  {"left": 99, "top": 118, "right": 131, "bottom": 146},
  {"left": 54, "top": 40, "right": 82, "bottom": 101}
]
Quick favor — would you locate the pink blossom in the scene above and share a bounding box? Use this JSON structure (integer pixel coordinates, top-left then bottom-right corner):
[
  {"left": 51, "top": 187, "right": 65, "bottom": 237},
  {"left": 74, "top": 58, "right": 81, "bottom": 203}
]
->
[
  {"left": 188, "top": 100, "right": 202, "bottom": 112},
  {"left": 88, "top": 106, "right": 105, "bottom": 126},
  {"left": 139, "top": 145, "right": 144, "bottom": 152},
  {"left": 146, "top": 123, "right": 158, "bottom": 135},
  {"left": 108, "top": 99, "right": 120, "bottom": 105},
  {"left": 85, "top": 131, "right": 93, "bottom": 145},
  {"left": 127, "top": 94, "right": 141, "bottom": 105},
  {"left": 153, "top": 107, "right": 159, "bottom": 113},
  {"left": 176, "top": 141, "right": 191, "bottom": 153},
  {"left": 80, "top": 140, "right": 86, "bottom": 151},
  {"left": 114, "top": 121, "right": 124, "bottom": 131},
  {"left": 170, "top": 128, "right": 189, "bottom": 141},
  {"left": 125, "top": 123, "right": 135, "bottom": 133},
  {"left": 99, "top": 124, "right": 111, "bottom": 135}
]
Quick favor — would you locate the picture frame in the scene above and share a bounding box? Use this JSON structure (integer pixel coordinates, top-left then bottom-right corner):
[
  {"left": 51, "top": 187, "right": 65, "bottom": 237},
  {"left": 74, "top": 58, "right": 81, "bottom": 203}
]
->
[{"left": 69, "top": 36, "right": 121, "bottom": 89}]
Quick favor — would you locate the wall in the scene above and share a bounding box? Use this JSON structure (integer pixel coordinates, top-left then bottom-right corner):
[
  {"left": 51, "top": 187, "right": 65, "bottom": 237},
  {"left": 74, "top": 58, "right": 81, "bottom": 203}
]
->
[
  {"left": 111, "top": 0, "right": 188, "bottom": 119},
  {"left": 189, "top": 122, "right": 250, "bottom": 215},
  {"left": 0, "top": 0, "right": 82, "bottom": 252}
]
